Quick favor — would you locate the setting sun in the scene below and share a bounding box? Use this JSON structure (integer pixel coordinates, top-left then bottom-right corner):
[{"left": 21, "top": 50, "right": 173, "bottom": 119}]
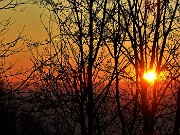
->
[{"left": 143, "top": 70, "right": 157, "bottom": 82}]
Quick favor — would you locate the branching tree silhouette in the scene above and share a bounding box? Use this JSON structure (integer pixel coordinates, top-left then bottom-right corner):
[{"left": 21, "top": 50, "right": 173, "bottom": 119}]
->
[
  {"left": 0, "top": 1, "right": 41, "bottom": 134},
  {"left": 111, "top": 0, "right": 180, "bottom": 134},
  {"left": 27, "top": 0, "right": 180, "bottom": 135},
  {"left": 30, "top": 0, "right": 130, "bottom": 134},
  {"left": 0, "top": 0, "right": 27, "bottom": 82}
]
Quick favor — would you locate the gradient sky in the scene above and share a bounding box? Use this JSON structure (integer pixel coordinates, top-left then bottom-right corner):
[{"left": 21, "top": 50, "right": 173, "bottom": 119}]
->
[
  {"left": 0, "top": 0, "right": 179, "bottom": 83},
  {"left": 0, "top": 0, "right": 49, "bottom": 81},
  {"left": 0, "top": 1, "right": 48, "bottom": 41}
]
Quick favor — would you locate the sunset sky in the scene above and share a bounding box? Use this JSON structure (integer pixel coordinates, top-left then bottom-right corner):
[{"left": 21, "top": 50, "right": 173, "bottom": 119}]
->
[
  {"left": 0, "top": 0, "right": 179, "bottom": 83},
  {"left": 0, "top": 0, "right": 50, "bottom": 81},
  {"left": 0, "top": 1, "right": 179, "bottom": 135}
]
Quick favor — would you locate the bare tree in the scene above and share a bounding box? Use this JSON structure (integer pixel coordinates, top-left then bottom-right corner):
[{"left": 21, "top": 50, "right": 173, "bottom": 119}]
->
[
  {"left": 28, "top": 0, "right": 115, "bottom": 134},
  {"left": 24, "top": 0, "right": 180, "bottom": 135},
  {"left": 110, "top": 0, "right": 180, "bottom": 134}
]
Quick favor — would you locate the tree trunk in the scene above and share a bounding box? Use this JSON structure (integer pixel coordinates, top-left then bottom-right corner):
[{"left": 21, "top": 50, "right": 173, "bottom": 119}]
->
[
  {"left": 88, "top": 66, "right": 94, "bottom": 135},
  {"left": 141, "top": 79, "right": 150, "bottom": 135},
  {"left": 114, "top": 43, "right": 126, "bottom": 135},
  {"left": 149, "top": 81, "right": 157, "bottom": 134},
  {"left": 88, "top": 0, "right": 94, "bottom": 134}
]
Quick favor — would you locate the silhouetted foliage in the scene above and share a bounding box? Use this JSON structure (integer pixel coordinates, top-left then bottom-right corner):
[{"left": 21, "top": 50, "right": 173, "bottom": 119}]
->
[
  {"left": 0, "top": 80, "right": 17, "bottom": 135},
  {"left": 17, "top": 112, "right": 49, "bottom": 135},
  {"left": 26, "top": 0, "right": 180, "bottom": 135}
]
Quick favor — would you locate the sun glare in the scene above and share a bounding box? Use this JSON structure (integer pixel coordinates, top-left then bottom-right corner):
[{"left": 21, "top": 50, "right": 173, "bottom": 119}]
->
[{"left": 143, "top": 70, "right": 157, "bottom": 82}]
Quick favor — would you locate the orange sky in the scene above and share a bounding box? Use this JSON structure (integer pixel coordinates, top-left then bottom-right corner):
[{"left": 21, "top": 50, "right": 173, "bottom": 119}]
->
[
  {"left": 0, "top": 0, "right": 49, "bottom": 82},
  {"left": 1, "top": 0, "right": 179, "bottom": 84}
]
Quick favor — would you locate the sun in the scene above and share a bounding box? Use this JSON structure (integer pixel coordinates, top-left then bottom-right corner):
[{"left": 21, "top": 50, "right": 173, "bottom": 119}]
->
[{"left": 143, "top": 70, "right": 157, "bottom": 82}]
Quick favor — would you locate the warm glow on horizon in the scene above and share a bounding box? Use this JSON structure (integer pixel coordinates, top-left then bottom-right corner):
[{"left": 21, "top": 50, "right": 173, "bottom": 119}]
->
[{"left": 143, "top": 70, "right": 157, "bottom": 82}]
